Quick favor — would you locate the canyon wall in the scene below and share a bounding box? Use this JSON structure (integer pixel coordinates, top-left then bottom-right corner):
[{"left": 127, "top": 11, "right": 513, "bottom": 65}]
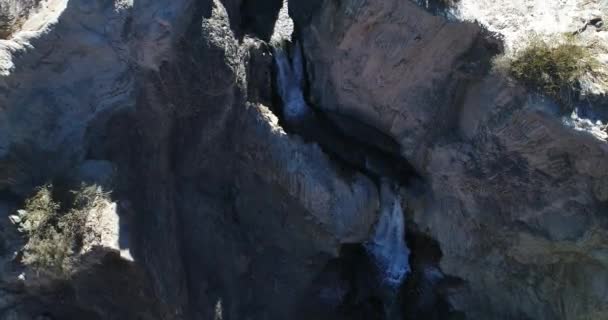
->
[
  {"left": 0, "top": 0, "right": 606, "bottom": 319},
  {"left": 1, "top": 0, "right": 380, "bottom": 318},
  {"left": 294, "top": 0, "right": 608, "bottom": 319}
]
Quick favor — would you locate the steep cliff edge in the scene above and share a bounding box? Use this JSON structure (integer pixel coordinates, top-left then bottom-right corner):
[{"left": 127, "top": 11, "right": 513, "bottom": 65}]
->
[
  {"left": 0, "top": 0, "right": 606, "bottom": 319},
  {"left": 1, "top": 0, "right": 381, "bottom": 319}
]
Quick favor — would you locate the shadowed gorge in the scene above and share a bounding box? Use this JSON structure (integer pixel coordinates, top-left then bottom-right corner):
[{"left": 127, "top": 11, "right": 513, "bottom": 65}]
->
[{"left": 0, "top": 0, "right": 607, "bottom": 319}]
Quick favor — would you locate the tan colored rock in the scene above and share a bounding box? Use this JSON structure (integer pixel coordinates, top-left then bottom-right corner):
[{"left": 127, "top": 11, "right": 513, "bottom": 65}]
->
[
  {"left": 301, "top": 0, "right": 485, "bottom": 166},
  {"left": 0, "top": 0, "right": 132, "bottom": 195}
]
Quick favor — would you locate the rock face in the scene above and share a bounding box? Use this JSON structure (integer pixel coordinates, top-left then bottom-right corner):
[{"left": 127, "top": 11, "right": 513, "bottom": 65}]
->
[
  {"left": 0, "top": 0, "right": 607, "bottom": 319},
  {"left": 0, "top": 0, "right": 40, "bottom": 38},
  {"left": 0, "top": 0, "right": 132, "bottom": 195},
  {"left": 0, "top": 185, "right": 160, "bottom": 320},
  {"left": 1, "top": 0, "right": 381, "bottom": 319},
  {"left": 299, "top": 0, "right": 494, "bottom": 167},
  {"left": 294, "top": 0, "right": 608, "bottom": 319}
]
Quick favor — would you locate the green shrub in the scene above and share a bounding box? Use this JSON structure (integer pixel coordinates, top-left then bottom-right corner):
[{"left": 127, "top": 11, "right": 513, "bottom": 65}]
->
[
  {"left": 15, "top": 184, "right": 108, "bottom": 278},
  {"left": 505, "top": 35, "right": 599, "bottom": 106}
]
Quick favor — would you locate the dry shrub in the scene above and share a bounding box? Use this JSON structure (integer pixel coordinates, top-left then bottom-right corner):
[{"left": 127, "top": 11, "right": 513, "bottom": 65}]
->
[
  {"left": 499, "top": 34, "right": 603, "bottom": 107},
  {"left": 15, "top": 184, "right": 109, "bottom": 278}
]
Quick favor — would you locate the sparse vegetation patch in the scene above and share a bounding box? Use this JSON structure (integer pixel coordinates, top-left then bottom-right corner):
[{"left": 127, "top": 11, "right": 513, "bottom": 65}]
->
[
  {"left": 14, "top": 184, "right": 110, "bottom": 278},
  {"left": 498, "top": 34, "right": 607, "bottom": 107}
]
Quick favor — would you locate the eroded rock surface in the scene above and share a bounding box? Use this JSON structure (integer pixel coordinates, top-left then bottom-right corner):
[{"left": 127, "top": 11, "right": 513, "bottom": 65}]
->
[
  {"left": 0, "top": 0, "right": 607, "bottom": 319},
  {"left": 298, "top": 0, "right": 495, "bottom": 167},
  {"left": 0, "top": 0, "right": 132, "bottom": 195},
  {"left": 294, "top": 0, "right": 608, "bottom": 319},
  {"left": 0, "top": 0, "right": 41, "bottom": 38},
  {"left": 1, "top": 0, "right": 381, "bottom": 319}
]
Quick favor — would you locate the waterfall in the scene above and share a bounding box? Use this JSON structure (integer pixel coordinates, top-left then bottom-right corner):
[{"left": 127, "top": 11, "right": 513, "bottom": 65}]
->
[
  {"left": 274, "top": 42, "right": 411, "bottom": 289},
  {"left": 364, "top": 180, "right": 411, "bottom": 288},
  {"left": 274, "top": 42, "right": 310, "bottom": 119}
]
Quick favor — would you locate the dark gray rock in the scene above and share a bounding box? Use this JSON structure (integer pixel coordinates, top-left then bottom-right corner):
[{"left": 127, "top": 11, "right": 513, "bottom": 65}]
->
[
  {"left": 1, "top": 0, "right": 381, "bottom": 319},
  {"left": 297, "top": 0, "right": 608, "bottom": 319},
  {"left": 1, "top": 0, "right": 607, "bottom": 319}
]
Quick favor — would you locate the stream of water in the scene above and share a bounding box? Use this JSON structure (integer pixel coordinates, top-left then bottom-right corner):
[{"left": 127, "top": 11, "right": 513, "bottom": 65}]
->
[
  {"left": 274, "top": 42, "right": 310, "bottom": 119},
  {"left": 274, "top": 43, "right": 411, "bottom": 290},
  {"left": 364, "top": 180, "right": 411, "bottom": 288}
]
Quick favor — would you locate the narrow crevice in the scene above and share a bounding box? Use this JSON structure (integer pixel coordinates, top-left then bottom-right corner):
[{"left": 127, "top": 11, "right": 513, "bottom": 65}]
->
[
  {"left": 299, "top": 216, "right": 469, "bottom": 320},
  {"left": 270, "top": 34, "right": 470, "bottom": 320},
  {"left": 239, "top": 0, "right": 283, "bottom": 42},
  {"left": 268, "top": 39, "right": 417, "bottom": 320},
  {"left": 271, "top": 41, "right": 419, "bottom": 187},
  {"left": 297, "top": 244, "right": 388, "bottom": 320},
  {"left": 401, "top": 230, "right": 467, "bottom": 319}
]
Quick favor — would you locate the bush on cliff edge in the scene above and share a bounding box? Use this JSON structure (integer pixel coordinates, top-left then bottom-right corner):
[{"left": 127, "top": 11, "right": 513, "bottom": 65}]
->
[
  {"left": 498, "top": 34, "right": 605, "bottom": 108},
  {"left": 14, "top": 184, "right": 109, "bottom": 278}
]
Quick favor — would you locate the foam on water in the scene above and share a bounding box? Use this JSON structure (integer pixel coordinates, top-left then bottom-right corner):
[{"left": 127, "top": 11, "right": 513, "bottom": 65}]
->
[{"left": 364, "top": 180, "right": 411, "bottom": 288}]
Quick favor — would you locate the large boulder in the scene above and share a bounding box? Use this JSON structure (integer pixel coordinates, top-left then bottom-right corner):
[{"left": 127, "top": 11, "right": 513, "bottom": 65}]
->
[{"left": 297, "top": 0, "right": 494, "bottom": 168}]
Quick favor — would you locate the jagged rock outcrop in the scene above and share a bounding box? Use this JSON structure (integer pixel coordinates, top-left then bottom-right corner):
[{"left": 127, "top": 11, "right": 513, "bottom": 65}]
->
[
  {"left": 297, "top": 0, "right": 497, "bottom": 167},
  {"left": 0, "top": 0, "right": 132, "bottom": 195},
  {"left": 293, "top": 0, "right": 608, "bottom": 319},
  {"left": 1, "top": 0, "right": 607, "bottom": 319},
  {"left": 0, "top": 0, "right": 40, "bottom": 38},
  {"left": 0, "top": 2, "right": 147, "bottom": 315},
  {"left": 0, "top": 0, "right": 381, "bottom": 319},
  {"left": 130, "top": 0, "right": 381, "bottom": 316}
]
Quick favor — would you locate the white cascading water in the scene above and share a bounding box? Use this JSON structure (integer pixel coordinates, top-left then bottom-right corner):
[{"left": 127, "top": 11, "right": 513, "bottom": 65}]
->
[
  {"left": 364, "top": 180, "right": 411, "bottom": 288},
  {"left": 274, "top": 42, "right": 310, "bottom": 119},
  {"left": 274, "top": 42, "right": 411, "bottom": 288}
]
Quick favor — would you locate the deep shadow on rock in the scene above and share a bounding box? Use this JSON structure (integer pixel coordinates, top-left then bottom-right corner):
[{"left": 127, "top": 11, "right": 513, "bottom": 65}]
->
[
  {"left": 0, "top": 251, "right": 161, "bottom": 320},
  {"left": 1, "top": 0, "right": 607, "bottom": 319},
  {"left": 293, "top": 0, "right": 608, "bottom": 318}
]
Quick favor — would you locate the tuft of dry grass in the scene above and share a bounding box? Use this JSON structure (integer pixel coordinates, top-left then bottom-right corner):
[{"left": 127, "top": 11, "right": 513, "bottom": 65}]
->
[{"left": 496, "top": 34, "right": 607, "bottom": 108}]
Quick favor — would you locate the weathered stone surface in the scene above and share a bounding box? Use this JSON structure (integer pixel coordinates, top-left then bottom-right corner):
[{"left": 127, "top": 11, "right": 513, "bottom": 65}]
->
[
  {"left": 1, "top": 0, "right": 382, "bottom": 319},
  {"left": 0, "top": 0, "right": 132, "bottom": 195},
  {"left": 0, "top": 0, "right": 41, "bottom": 38},
  {"left": 453, "top": 0, "right": 608, "bottom": 107},
  {"left": 299, "top": 0, "right": 492, "bottom": 168},
  {"left": 238, "top": 104, "right": 378, "bottom": 245},
  {"left": 418, "top": 80, "right": 608, "bottom": 319},
  {"left": 176, "top": 103, "right": 379, "bottom": 319},
  {"left": 1, "top": 0, "right": 606, "bottom": 319},
  {"left": 296, "top": 0, "right": 608, "bottom": 318}
]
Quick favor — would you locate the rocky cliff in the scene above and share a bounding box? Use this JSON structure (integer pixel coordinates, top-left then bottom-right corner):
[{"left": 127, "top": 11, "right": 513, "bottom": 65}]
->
[
  {"left": 0, "top": 0, "right": 606, "bottom": 319},
  {"left": 296, "top": 1, "right": 608, "bottom": 319}
]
